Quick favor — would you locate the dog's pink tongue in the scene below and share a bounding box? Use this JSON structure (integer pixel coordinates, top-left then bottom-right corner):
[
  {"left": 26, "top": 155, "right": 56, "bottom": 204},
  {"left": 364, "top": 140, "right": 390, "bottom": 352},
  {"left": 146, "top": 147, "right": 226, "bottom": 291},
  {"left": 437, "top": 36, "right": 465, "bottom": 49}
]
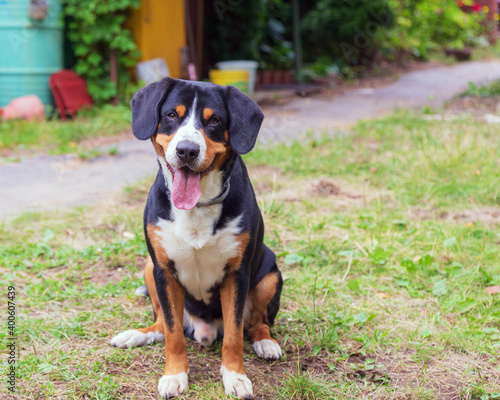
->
[{"left": 172, "top": 168, "right": 201, "bottom": 210}]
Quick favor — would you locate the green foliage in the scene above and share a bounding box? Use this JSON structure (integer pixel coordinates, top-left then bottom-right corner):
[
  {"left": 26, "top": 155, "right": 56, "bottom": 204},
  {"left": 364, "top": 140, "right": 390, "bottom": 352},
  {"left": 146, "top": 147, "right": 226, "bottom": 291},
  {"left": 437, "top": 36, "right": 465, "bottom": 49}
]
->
[
  {"left": 301, "top": 0, "right": 394, "bottom": 66},
  {"left": 299, "top": 0, "right": 488, "bottom": 75},
  {"left": 2, "top": 109, "right": 500, "bottom": 397},
  {"left": 62, "top": 0, "right": 140, "bottom": 104},
  {"left": 204, "top": 0, "right": 265, "bottom": 67},
  {"left": 278, "top": 368, "right": 334, "bottom": 399},
  {"left": 378, "top": 0, "right": 487, "bottom": 60},
  {"left": 462, "top": 80, "right": 500, "bottom": 98},
  {"left": 204, "top": 0, "right": 295, "bottom": 70},
  {"left": 248, "top": 112, "right": 500, "bottom": 209},
  {"left": 0, "top": 105, "right": 131, "bottom": 155},
  {"left": 258, "top": 0, "right": 295, "bottom": 70}
]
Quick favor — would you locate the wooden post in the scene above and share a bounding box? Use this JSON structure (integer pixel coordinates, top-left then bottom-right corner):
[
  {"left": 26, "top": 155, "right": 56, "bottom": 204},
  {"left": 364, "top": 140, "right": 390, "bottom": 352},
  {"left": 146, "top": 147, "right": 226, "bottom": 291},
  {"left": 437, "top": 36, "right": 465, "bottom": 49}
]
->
[
  {"left": 292, "top": 0, "right": 303, "bottom": 74},
  {"left": 110, "top": 49, "right": 119, "bottom": 106}
]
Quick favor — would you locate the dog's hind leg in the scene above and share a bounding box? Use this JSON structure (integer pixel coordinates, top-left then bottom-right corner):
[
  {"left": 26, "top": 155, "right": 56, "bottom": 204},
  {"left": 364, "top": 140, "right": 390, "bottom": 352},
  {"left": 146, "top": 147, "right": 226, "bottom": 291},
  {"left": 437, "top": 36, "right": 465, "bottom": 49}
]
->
[
  {"left": 110, "top": 257, "right": 165, "bottom": 348},
  {"left": 245, "top": 267, "right": 283, "bottom": 360}
]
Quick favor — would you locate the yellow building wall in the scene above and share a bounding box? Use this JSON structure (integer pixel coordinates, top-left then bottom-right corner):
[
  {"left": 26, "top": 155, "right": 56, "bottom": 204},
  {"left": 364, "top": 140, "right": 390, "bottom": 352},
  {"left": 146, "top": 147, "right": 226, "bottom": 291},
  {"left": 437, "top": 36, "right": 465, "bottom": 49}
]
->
[{"left": 128, "top": 0, "right": 186, "bottom": 79}]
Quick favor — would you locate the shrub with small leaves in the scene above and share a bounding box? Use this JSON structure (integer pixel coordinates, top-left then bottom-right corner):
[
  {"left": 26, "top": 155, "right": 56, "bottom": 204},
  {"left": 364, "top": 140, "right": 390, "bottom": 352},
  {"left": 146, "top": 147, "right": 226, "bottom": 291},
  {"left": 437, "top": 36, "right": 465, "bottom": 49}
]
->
[{"left": 63, "top": 0, "right": 140, "bottom": 104}]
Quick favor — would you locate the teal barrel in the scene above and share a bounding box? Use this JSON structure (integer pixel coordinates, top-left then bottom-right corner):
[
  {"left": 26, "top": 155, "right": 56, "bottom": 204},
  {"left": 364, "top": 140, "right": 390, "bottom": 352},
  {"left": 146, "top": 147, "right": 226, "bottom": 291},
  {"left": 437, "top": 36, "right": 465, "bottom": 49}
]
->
[{"left": 0, "top": 0, "right": 63, "bottom": 107}]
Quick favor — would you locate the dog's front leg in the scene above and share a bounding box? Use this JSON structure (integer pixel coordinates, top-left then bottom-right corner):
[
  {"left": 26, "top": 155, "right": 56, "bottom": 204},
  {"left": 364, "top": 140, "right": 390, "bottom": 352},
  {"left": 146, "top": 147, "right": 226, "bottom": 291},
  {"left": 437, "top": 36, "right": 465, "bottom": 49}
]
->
[
  {"left": 220, "top": 273, "right": 253, "bottom": 399},
  {"left": 154, "top": 264, "right": 189, "bottom": 398}
]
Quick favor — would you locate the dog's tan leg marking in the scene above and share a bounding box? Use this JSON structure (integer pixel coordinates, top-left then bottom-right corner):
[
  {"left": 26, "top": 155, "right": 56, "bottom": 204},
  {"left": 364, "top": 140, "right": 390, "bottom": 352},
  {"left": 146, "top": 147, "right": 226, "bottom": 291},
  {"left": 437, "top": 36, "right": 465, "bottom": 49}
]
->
[
  {"left": 157, "top": 268, "right": 189, "bottom": 398},
  {"left": 110, "top": 257, "right": 165, "bottom": 348},
  {"left": 245, "top": 271, "right": 282, "bottom": 360},
  {"left": 146, "top": 225, "right": 189, "bottom": 397},
  {"left": 220, "top": 276, "right": 253, "bottom": 398},
  {"left": 226, "top": 232, "right": 250, "bottom": 273},
  {"left": 138, "top": 256, "right": 164, "bottom": 334}
]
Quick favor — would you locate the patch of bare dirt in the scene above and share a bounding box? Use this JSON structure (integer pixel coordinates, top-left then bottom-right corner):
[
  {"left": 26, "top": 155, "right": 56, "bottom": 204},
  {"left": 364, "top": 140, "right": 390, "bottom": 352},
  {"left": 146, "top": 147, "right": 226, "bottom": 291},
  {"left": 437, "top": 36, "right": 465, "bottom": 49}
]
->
[
  {"left": 312, "top": 178, "right": 395, "bottom": 213},
  {"left": 315, "top": 179, "right": 362, "bottom": 199},
  {"left": 79, "top": 129, "right": 133, "bottom": 150},
  {"left": 376, "top": 350, "right": 499, "bottom": 400},
  {"left": 252, "top": 172, "right": 391, "bottom": 210},
  {"left": 86, "top": 267, "right": 133, "bottom": 285},
  {"left": 248, "top": 165, "right": 284, "bottom": 193},
  {"left": 329, "top": 348, "right": 500, "bottom": 400},
  {"left": 445, "top": 96, "right": 500, "bottom": 116},
  {"left": 412, "top": 207, "right": 500, "bottom": 225}
]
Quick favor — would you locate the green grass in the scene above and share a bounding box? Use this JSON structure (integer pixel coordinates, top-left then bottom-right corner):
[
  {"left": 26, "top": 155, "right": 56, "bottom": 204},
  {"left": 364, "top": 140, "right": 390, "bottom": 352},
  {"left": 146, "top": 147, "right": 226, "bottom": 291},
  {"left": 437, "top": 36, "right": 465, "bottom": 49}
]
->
[
  {"left": 0, "top": 104, "right": 131, "bottom": 156},
  {"left": 461, "top": 80, "right": 500, "bottom": 98},
  {"left": 1, "top": 109, "right": 500, "bottom": 399},
  {"left": 472, "top": 40, "right": 500, "bottom": 61}
]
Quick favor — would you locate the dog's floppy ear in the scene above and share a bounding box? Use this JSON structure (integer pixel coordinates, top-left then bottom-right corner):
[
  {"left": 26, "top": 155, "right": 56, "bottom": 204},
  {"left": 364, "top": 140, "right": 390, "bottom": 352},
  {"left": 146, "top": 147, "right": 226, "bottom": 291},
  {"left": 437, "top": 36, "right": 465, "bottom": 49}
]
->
[
  {"left": 226, "top": 86, "right": 264, "bottom": 155},
  {"left": 131, "top": 78, "right": 174, "bottom": 140}
]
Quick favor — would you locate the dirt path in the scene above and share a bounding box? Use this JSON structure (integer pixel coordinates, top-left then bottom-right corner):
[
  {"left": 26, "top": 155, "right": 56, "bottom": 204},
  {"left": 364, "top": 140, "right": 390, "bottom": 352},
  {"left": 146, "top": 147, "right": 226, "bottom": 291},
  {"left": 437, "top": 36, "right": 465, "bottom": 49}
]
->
[
  {"left": 260, "top": 60, "right": 500, "bottom": 141},
  {"left": 1, "top": 60, "right": 499, "bottom": 219}
]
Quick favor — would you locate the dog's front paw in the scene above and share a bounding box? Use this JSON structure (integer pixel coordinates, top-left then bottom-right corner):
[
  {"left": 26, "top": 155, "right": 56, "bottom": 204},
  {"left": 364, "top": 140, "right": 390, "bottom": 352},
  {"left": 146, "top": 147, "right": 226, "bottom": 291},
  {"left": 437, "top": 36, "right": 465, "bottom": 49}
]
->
[
  {"left": 221, "top": 366, "right": 253, "bottom": 399},
  {"left": 158, "top": 373, "right": 188, "bottom": 398},
  {"left": 110, "top": 329, "right": 164, "bottom": 348},
  {"left": 252, "top": 339, "right": 282, "bottom": 360}
]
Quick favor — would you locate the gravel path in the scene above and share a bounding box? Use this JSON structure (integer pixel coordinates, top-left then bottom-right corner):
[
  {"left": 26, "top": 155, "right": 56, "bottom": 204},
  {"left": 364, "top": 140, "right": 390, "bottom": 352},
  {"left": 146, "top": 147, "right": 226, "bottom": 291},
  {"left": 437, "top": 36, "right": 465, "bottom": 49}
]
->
[{"left": 1, "top": 60, "right": 499, "bottom": 219}]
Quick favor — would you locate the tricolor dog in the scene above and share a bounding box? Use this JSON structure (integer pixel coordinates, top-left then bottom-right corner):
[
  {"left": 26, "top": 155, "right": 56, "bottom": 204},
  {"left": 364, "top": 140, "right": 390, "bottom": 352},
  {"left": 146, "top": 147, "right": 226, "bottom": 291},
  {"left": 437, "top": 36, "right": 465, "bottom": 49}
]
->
[{"left": 111, "top": 78, "right": 283, "bottom": 399}]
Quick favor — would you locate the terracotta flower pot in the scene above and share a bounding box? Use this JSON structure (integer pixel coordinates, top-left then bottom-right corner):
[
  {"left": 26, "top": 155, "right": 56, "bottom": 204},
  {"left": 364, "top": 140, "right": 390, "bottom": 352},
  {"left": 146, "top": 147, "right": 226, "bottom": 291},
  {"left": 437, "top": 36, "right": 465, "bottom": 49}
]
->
[
  {"left": 271, "top": 70, "right": 284, "bottom": 85},
  {"left": 282, "top": 70, "right": 293, "bottom": 84},
  {"left": 260, "top": 70, "right": 272, "bottom": 86}
]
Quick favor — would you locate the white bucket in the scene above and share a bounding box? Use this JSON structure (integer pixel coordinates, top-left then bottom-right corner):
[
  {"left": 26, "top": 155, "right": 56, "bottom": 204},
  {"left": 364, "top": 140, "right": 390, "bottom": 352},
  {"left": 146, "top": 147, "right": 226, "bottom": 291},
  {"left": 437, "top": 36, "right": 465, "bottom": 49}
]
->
[{"left": 215, "top": 60, "right": 258, "bottom": 95}]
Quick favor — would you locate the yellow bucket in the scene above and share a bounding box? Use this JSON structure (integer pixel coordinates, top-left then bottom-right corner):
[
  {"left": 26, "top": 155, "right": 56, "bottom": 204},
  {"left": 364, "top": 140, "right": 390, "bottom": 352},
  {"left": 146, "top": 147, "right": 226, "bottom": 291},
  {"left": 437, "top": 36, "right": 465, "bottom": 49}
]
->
[{"left": 209, "top": 69, "right": 250, "bottom": 93}]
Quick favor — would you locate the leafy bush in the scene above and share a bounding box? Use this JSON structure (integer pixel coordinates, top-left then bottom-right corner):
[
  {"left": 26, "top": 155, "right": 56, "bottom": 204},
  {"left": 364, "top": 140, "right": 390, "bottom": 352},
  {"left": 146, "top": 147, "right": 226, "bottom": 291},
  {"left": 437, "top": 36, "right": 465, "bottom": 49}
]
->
[
  {"left": 377, "top": 0, "right": 487, "bottom": 60},
  {"left": 204, "top": 0, "right": 294, "bottom": 70},
  {"left": 258, "top": 0, "right": 295, "bottom": 70},
  {"left": 461, "top": 80, "right": 500, "bottom": 98},
  {"left": 300, "top": 0, "right": 488, "bottom": 75},
  {"left": 63, "top": 0, "right": 140, "bottom": 105},
  {"left": 301, "top": 0, "right": 394, "bottom": 66}
]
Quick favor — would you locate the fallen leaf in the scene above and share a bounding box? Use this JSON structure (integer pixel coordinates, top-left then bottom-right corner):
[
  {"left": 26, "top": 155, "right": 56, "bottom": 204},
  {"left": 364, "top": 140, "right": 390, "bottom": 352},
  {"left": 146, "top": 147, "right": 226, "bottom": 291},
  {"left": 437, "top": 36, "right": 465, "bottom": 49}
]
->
[
  {"left": 485, "top": 286, "right": 500, "bottom": 295},
  {"left": 123, "top": 231, "right": 135, "bottom": 239},
  {"left": 376, "top": 292, "right": 390, "bottom": 299}
]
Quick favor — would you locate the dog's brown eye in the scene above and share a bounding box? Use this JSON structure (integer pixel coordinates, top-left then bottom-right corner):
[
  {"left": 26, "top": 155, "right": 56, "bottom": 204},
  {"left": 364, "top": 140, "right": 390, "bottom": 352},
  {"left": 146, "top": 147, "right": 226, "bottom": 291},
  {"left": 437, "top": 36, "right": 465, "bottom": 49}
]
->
[
  {"left": 167, "top": 112, "right": 176, "bottom": 120},
  {"left": 209, "top": 116, "right": 220, "bottom": 125}
]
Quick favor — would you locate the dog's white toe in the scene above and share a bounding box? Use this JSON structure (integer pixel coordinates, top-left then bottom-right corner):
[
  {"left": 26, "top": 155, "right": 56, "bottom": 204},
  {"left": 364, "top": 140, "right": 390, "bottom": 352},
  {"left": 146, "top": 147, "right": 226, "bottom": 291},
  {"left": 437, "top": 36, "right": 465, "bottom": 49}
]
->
[
  {"left": 110, "top": 329, "right": 164, "bottom": 348},
  {"left": 252, "top": 339, "right": 282, "bottom": 360},
  {"left": 158, "top": 373, "right": 188, "bottom": 398},
  {"left": 221, "top": 366, "right": 253, "bottom": 399}
]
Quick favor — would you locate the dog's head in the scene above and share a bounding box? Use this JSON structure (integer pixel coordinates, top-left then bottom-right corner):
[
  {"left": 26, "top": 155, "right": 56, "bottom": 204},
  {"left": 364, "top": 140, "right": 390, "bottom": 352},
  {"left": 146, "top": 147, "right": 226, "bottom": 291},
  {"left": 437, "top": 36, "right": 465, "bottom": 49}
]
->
[{"left": 130, "top": 78, "right": 264, "bottom": 210}]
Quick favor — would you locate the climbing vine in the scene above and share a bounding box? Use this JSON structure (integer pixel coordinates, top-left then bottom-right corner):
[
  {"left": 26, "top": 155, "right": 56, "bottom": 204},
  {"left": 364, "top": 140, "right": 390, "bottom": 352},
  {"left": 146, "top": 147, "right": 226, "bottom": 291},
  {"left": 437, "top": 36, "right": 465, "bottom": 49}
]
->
[{"left": 63, "top": 0, "right": 140, "bottom": 104}]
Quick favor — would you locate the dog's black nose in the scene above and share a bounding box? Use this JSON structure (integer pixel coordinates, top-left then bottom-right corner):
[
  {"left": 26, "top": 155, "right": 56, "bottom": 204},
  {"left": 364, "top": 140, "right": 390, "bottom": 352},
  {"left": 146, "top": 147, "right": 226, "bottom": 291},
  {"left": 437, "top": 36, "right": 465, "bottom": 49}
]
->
[{"left": 176, "top": 141, "right": 200, "bottom": 163}]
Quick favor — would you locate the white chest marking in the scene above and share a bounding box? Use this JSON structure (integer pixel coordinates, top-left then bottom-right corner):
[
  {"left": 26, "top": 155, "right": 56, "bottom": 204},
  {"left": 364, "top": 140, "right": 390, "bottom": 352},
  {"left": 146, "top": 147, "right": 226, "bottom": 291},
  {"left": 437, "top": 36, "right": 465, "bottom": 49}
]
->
[{"left": 156, "top": 213, "right": 242, "bottom": 304}]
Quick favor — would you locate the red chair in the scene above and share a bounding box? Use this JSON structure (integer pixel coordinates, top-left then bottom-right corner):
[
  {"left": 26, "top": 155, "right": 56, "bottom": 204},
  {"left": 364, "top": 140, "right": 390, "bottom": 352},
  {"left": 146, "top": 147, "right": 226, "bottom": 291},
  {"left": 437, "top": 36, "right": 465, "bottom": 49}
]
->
[{"left": 49, "top": 70, "right": 93, "bottom": 121}]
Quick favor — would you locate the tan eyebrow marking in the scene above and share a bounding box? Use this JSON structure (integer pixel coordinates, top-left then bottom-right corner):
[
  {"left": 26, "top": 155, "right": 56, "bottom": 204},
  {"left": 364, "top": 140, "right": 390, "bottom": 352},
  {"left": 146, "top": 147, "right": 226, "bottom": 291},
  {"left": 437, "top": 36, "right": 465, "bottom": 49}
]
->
[
  {"left": 175, "top": 105, "right": 186, "bottom": 117},
  {"left": 203, "top": 108, "right": 214, "bottom": 120}
]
